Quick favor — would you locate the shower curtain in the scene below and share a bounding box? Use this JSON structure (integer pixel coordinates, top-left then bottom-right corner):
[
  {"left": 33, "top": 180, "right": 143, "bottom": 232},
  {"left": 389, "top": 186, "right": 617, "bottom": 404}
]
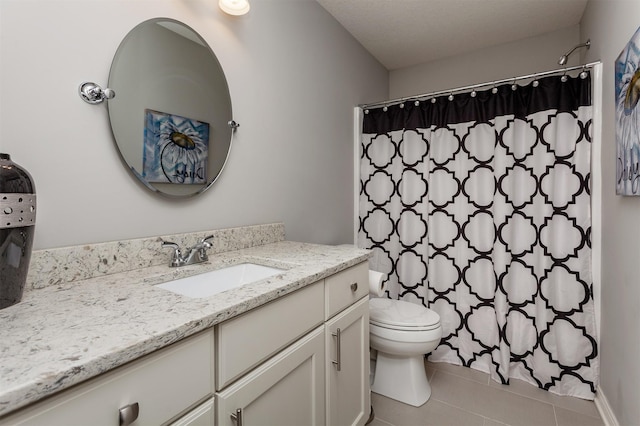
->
[{"left": 358, "top": 73, "right": 598, "bottom": 399}]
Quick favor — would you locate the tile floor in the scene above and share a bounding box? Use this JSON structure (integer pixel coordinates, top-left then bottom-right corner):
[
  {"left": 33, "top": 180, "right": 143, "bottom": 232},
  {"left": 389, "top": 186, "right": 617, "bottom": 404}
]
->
[{"left": 369, "top": 360, "right": 604, "bottom": 426}]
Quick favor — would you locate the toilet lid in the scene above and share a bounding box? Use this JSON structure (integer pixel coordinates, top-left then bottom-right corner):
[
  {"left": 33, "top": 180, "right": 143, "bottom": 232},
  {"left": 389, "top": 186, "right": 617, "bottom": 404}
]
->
[{"left": 369, "top": 298, "right": 440, "bottom": 330}]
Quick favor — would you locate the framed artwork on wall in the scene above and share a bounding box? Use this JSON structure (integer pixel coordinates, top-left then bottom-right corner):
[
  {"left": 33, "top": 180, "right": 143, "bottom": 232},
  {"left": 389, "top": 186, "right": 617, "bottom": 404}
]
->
[
  {"left": 615, "top": 26, "right": 640, "bottom": 195},
  {"left": 143, "top": 109, "right": 210, "bottom": 185}
]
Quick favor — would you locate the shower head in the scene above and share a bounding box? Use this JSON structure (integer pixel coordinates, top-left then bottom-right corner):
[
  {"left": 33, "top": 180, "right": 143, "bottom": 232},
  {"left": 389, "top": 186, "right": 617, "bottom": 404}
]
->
[{"left": 558, "top": 39, "right": 591, "bottom": 66}]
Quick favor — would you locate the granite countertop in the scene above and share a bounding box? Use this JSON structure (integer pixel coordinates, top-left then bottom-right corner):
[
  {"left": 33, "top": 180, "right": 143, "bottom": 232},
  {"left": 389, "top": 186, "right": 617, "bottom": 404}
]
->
[{"left": 0, "top": 241, "right": 370, "bottom": 417}]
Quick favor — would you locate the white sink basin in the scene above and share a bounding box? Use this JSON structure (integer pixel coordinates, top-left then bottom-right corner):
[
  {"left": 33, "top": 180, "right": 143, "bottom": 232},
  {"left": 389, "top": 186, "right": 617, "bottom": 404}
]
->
[{"left": 155, "top": 263, "right": 286, "bottom": 298}]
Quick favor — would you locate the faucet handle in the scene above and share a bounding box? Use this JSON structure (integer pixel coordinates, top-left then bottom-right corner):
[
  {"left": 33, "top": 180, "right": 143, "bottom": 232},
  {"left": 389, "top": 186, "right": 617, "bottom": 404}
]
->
[
  {"left": 161, "top": 240, "right": 180, "bottom": 251},
  {"left": 161, "top": 240, "right": 184, "bottom": 267},
  {"left": 200, "top": 235, "right": 214, "bottom": 248}
]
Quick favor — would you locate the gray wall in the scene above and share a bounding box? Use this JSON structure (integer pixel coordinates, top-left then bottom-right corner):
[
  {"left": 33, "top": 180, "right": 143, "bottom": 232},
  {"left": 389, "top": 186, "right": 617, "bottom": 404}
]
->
[
  {"left": 0, "top": 0, "right": 388, "bottom": 250},
  {"left": 581, "top": 1, "right": 640, "bottom": 423},
  {"left": 389, "top": 26, "right": 580, "bottom": 98}
]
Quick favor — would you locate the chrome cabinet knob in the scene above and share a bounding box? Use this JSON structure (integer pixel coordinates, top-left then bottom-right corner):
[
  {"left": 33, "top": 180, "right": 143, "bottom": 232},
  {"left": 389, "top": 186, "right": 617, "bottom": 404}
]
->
[{"left": 119, "top": 402, "right": 139, "bottom": 426}]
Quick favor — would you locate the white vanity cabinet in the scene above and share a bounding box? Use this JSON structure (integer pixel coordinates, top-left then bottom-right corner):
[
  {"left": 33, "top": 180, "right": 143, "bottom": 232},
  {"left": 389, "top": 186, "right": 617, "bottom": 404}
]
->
[
  {"left": 0, "top": 330, "right": 215, "bottom": 426},
  {"left": 214, "top": 261, "right": 370, "bottom": 426}
]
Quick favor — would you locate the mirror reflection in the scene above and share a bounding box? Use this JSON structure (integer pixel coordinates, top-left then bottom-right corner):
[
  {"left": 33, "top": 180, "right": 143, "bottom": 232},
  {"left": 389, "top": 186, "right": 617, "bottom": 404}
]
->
[{"left": 108, "top": 18, "right": 233, "bottom": 197}]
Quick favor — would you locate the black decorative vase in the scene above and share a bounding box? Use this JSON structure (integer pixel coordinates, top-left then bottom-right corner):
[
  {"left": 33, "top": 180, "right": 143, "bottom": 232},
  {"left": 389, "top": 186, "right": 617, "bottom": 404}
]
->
[{"left": 0, "top": 153, "right": 36, "bottom": 309}]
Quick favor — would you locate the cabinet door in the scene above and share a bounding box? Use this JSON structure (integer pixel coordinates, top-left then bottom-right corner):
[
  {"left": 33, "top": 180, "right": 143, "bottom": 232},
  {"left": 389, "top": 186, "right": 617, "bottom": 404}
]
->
[
  {"left": 326, "top": 297, "right": 370, "bottom": 426},
  {"left": 216, "top": 326, "right": 325, "bottom": 426}
]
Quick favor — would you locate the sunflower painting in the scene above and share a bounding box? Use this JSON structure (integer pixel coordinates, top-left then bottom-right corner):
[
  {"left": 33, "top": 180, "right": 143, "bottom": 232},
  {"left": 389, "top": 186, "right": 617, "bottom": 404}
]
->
[
  {"left": 615, "top": 27, "right": 640, "bottom": 195},
  {"left": 143, "top": 109, "right": 210, "bottom": 184}
]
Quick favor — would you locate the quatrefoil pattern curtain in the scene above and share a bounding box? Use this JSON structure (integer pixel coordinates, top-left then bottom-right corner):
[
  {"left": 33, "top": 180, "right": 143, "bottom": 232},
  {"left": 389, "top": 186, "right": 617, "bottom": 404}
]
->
[{"left": 359, "top": 74, "right": 598, "bottom": 399}]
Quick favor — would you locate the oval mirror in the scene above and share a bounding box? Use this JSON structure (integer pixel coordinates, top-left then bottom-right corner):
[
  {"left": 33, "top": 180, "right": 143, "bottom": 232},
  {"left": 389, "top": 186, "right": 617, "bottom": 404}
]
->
[{"left": 107, "top": 18, "right": 233, "bottom": 197}]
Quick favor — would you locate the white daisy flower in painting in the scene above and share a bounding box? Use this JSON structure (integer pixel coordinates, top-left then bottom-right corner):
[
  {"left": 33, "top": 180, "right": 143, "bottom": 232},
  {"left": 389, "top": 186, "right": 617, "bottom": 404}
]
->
[
  {"left": 157, "top": 119, "right": 208, "bottom": 184},
  {"left": 615, "top": 31, "right": 640, "bottom": 195}
]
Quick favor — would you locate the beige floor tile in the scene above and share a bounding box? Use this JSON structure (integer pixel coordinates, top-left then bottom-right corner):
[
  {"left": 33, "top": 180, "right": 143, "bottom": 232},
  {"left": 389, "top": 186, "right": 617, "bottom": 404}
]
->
[
  {"left": 372, "top": 392, "right": 485, "bottom": 426},
  {"left": 429, "top": 371, "right": 556, "bottom": 426},
  {"left": 426, "top": 361, "right": 490, "bottom": 384},
  {"left": 425, "top": 360, "right": 437, "bottom": 381},
  {"left": 368, "top": 416, "right": 395, "bottom": 426},
  {"left": 372, "top": 361, "right": 604, "bottom": 426},
  {"left": 488, "top": 377, "right": 601, "bottom": 419},
  {"left": 483, "top": 419, "right": 510, "bottom": 426},
  {"left": 555, "top": 407, "right": 605, "bottom": 426}
]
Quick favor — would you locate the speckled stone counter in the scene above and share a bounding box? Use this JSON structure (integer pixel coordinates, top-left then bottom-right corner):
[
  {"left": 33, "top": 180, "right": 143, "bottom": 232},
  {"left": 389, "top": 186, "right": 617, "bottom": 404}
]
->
[{"left": 0, "top": 224, "right": 369, "bottom": 417}]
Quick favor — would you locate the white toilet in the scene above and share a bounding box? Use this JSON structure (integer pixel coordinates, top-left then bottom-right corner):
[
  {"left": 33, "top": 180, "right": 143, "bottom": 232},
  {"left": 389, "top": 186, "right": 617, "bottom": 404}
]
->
[{"left": 369, "top": 297, "right": 442, "bottom": 407}]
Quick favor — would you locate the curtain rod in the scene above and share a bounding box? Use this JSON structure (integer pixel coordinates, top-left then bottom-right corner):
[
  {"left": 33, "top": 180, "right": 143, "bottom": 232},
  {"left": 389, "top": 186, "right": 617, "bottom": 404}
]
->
[{"left": 359, "top": 61, "right": 601, "bottom": 110}]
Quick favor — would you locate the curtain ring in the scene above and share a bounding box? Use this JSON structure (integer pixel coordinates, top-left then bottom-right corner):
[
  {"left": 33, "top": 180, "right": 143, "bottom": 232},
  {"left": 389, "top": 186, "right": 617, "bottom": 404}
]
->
[
  {"left": 580, "top": 66, "right": 588, "bottom": 79},
  {"left": 414, "top": 100, "right": 420, "bottom": 106},
  {"left": 431, "top": 98, "right": 437, "bottom": 104},
  {"left": 561, "top": 71, "right": 568, "bottom": 82},
  {"left": 399, "top": 102, "right": 405, "bottom": 108},
  {"left": 382, "top": 105, "right": 388, "bottom": 112},
  {"left": 448, "top": 93, "right": 454, "bottom": 101},
  {"left": 491, "top": 86, "right": 498, "bottom": 94},
  {"left": 470, "top": 89, "right": 477, "bottom": 98}
]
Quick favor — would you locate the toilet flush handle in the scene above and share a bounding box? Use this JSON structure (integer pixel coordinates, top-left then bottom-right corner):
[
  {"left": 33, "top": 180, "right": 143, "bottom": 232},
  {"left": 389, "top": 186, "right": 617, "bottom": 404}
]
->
[{"left": 350, "top": 282, "right": 358, "bottom": 292}]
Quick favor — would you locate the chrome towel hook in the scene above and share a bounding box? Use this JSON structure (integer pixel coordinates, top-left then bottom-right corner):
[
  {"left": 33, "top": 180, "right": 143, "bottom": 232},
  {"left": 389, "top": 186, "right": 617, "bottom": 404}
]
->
[{"left": 79, "top": 82, "right": 115, "bottom": 104}]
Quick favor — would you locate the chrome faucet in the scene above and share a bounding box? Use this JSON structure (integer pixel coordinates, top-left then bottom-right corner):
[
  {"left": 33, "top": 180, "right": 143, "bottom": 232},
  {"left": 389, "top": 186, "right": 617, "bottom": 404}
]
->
[{"left": 161, "top": 235, "right": 214, "bottom": 267}]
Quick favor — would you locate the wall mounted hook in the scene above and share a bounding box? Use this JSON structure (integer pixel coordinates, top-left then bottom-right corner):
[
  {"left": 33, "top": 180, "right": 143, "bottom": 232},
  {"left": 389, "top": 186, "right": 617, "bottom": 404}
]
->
[{"left": 79, "top": 82, "right": 115, "bottom": 104}]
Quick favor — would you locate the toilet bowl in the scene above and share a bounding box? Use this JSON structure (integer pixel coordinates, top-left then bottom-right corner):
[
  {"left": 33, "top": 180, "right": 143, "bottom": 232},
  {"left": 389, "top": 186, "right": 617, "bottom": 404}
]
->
[{"left": 369, "top": 298, "right": 442, "bottom": 407}]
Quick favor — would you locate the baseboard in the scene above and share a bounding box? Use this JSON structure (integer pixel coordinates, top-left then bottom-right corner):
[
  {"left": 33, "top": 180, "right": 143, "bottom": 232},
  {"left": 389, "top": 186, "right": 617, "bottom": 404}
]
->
[{"left": 595, "top": 386, "right": 619, "bottom": 426}]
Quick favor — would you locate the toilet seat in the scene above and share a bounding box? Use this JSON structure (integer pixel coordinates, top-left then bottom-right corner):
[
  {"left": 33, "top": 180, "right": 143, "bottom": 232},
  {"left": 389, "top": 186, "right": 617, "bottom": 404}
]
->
[
  {"left": 370, "top": 320, "right": 440, "bottom": 332},
  {"left": 369, "top": 298, "right": 441, "bottom": 331}
]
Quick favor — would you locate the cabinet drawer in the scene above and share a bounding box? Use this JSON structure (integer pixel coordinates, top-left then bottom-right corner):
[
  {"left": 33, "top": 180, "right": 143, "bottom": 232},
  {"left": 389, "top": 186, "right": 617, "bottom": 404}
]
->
[
  {"left": 1, "top": 330, "right": 214, "bottom": 426},
  {"left": 325, "top": 262, "right": 369, "bottom": 319},
  {"left": 216, "top": 281, "right": 324, "bottom": 389}
]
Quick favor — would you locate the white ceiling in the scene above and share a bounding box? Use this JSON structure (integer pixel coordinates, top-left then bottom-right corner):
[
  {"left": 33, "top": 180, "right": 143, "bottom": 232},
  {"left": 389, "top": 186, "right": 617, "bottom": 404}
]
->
[{"left": 316, "top": 0, "right": 588, "bottom": 70}]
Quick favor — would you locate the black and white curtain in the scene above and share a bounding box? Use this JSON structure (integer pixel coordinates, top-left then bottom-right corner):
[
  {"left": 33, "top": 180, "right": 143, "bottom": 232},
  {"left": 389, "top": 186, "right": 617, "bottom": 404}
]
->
[{"left": 359, "top": 73, "right": 598, "bottom": 399}]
